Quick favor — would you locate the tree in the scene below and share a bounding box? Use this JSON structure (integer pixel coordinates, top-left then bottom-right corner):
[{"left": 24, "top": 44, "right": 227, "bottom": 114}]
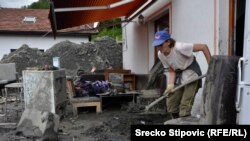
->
[
  {"left": 27, "top": 0, "right": 50, "bottom": 9},
  {"left": 92, "top": 19, "right": 122, "bottom": 41}
]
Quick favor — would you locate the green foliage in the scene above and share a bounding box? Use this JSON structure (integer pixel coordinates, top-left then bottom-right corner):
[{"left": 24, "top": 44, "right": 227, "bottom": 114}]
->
[
  {"left": 92, "top": 19, "right": 123, "bottom": 41},
  {"left": 27, "top": 0, "right": 50, "bottom": 9},
  {"left": 92, "top": 26, "right": 122, "bottom": 41}
]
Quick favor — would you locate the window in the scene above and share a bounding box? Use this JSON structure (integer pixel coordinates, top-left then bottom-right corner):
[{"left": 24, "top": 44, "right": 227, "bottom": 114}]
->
[
  {"left": 23, "top": 16, "right": 37, "bottom": 23},
  {"left": 154, "top": 13, "right": 169, "bottom": 32}
]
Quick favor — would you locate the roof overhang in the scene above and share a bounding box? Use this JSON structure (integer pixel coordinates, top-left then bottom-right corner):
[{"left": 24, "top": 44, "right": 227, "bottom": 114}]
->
[{"left": 49, "top": 0, "right": 156, "bottom": 38}]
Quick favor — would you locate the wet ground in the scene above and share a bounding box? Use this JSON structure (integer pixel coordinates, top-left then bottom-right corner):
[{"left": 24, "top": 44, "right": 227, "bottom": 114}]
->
[
  {"left": 0, "top": 97, "right": 170, "bottom": 141},
  {"left": 59, "top": 106, "right": 169, "bottom": 141}
]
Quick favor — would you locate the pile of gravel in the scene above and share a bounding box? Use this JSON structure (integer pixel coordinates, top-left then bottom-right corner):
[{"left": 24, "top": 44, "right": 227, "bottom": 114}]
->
[{"left": 0, "top": 36, "right": 123, "bottom": 76}]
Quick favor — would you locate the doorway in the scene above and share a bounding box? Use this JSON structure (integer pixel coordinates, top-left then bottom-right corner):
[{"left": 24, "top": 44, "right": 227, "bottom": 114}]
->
[
  {"left": 154, "top": 11, "right": 170, "bottom": 63},
  {"left": 235, "top": 0, "right": 246, "bottom": 57}
]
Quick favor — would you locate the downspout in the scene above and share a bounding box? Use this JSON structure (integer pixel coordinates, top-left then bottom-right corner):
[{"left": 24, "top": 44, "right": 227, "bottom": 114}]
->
[
  {"left": 228, "top": 0, "right": 235, "bottom": 56},
  {"left": 214, "top": 0, "right": 218, "bottom": 55}
]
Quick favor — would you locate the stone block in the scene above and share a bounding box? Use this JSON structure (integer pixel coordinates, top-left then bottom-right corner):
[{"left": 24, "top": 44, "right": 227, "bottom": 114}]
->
[
  {"left": 22, "top": 70, "right": 67, "bottom": 114},
  {"left": 16, "top": 108, "right": 59, "bottom": 141}
]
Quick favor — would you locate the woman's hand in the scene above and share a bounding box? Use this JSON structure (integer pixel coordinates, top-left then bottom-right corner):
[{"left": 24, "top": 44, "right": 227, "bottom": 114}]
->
[{"left": 163, "top": 84, "right": 175, "bottom": 96}]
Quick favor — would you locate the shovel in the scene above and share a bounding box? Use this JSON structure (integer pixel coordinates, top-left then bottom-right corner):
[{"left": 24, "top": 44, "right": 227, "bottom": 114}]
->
[{"left": 143, "top": 74, "right": 207, "bottom": 113}]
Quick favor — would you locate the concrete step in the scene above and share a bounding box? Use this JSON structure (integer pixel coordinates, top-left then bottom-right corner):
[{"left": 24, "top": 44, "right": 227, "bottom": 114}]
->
[{"left": 164, "top": 116, "right": 200, "bottom": 125}]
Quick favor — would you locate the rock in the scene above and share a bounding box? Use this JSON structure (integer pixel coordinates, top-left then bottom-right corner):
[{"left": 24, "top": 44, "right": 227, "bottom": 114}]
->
[{"left": 15, "top": 109, "right": 59, "bottom": 141}]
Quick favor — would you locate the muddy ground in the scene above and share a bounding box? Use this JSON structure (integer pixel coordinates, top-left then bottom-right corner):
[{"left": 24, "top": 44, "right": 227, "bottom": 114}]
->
[{"left": 0, "top": 95, "right": 170, "bottom": 141}]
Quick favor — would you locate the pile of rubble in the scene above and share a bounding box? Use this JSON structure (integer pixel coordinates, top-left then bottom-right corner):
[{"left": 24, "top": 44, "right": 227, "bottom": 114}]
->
[{"left": 0, "top": 36, "right": 123, "bottom": 76}]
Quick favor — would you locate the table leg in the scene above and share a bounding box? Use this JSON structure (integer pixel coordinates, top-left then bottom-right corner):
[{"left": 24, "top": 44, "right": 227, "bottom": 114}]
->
[
  {"left": 20, "top": 87, "right": 23, "bottom": 110},
  {"left": 4, "top": 87, "right": 8, "bottom": 121}
]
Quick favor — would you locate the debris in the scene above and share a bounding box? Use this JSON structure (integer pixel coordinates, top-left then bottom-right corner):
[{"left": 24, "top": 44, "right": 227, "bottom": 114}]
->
[
  {"left": 145, "top": 59, "right": 164, "bottom": 89},
  {"left": 113, "top": 116, "right": 119, "bottom": 120},
  {"left": 58, "top": 131, "right": 69, "bottom": 135},
  {"left": 0, "top": 96, "right": 6, "bottom": 104},
  {"left": 15, "top": 109, "right": 59, "bottom": 141},
  {"left": 140, "top": 121, "right": 146, "bottom": 125},
  {"left": 1, "top": 37, "right": 122, "bottom": 77}
]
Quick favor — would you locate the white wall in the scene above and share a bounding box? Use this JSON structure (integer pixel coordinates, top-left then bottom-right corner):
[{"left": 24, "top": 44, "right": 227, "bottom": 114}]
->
[
  {"left": 123, "top": 22, "right": 149, "bottom": 74},
  {"left": 171, "top": 0, "right": 214, "bottom": 75},
  {"left": 148, "top": 22, "right": 156, "bottom": 72},
  {"left": 218, "top": 0, "right": 229, "bottom": 55},
  {"left": 0, "top": 35, "right": 89, "bottom": 60}
]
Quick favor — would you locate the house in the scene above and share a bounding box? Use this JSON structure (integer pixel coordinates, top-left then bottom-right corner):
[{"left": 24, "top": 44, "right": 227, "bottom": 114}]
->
[
  {"left": 0, "top": 8, "right": 98, "bottom": 59},
  {"left": 122, "top": 0, "right": 247, "bottom": 117},
  {"left": 48, "top": 0, "right": 245, "bottom": 75},
  {"left": 123, "top": 0, "right": 245, "bottom": 74}
]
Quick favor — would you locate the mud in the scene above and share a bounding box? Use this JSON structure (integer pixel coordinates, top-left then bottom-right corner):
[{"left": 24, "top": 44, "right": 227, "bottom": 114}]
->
[
  {"left": 0, "top": 36, "right": 123, "bottom": 77},
  {"left": 0, "top": 97, "right": 170, "bottom": 141}
]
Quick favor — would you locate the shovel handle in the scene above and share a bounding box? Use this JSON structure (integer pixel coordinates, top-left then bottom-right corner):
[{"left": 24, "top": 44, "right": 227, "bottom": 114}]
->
[{"left": 144, "top": 74, "right": 207, "bottom": 112}]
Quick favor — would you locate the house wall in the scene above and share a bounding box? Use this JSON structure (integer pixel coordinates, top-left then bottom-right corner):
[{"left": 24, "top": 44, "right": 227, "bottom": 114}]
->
[
  {"left": 0, "top": 35, "right": 89, "bottom": 60},
  {"left": 123, "top": 0, "right": 231, "bottom": 117},
  {"left": 171, "top": 0, "right": 214, "bottom": 74},
  {"left": 172, "top": 0, "right": 229, "bottom": 72},
  {"left": 123, "top": 22, "right": 149, "bottom": 74},
  {"left": 123, "top": 0, "right": 171, "bottom": 74},
  {"left": 123, "top": 0, "right": 230, "bottom": 75},
  {"left": 218, "top": 0, "right": 230, "bottom": 55}
]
